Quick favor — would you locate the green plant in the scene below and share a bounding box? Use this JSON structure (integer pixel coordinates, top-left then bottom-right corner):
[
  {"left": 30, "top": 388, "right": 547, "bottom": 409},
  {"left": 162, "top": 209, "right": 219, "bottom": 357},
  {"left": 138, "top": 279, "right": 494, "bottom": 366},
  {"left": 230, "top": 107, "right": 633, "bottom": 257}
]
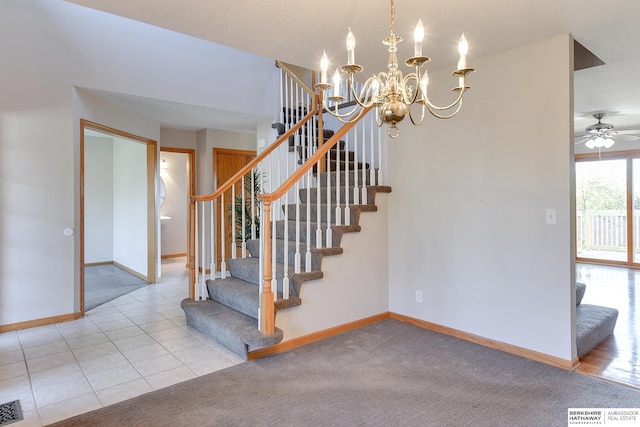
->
[{"left": 229, "top": 169, "right": 263, "bottom": 243}]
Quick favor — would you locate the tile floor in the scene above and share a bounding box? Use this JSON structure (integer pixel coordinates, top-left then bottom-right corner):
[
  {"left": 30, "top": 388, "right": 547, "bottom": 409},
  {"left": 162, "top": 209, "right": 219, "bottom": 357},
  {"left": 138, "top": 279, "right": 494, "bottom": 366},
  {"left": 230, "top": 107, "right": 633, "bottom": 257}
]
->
[{"left": 0, "top": 257, "right": 243, "bottom": 426}]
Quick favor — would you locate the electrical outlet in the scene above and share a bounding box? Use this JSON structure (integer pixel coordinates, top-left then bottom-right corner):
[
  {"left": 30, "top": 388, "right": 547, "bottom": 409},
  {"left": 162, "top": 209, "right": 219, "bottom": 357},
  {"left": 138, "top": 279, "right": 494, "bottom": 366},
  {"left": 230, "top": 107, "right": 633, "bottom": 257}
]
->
[{"left": 415, "top": 290, "right": 423, "bottom": 303}]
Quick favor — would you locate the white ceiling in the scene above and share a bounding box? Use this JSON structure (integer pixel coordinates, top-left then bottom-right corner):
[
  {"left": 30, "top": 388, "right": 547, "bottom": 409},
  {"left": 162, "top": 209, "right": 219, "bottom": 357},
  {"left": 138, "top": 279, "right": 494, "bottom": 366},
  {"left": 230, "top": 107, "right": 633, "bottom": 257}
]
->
[{"left": 66, "top": 0, "right": 640, "bottom": 147}]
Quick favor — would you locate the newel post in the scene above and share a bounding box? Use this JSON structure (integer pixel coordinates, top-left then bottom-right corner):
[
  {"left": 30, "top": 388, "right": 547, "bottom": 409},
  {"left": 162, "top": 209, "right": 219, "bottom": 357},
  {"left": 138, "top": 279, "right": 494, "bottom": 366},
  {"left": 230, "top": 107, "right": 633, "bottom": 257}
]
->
[
  {"left": 188, "top": 197, "right": 196, "bottom": 300},
  {"left": 260, "top": 200, "right": 275, "bottom": 334}
]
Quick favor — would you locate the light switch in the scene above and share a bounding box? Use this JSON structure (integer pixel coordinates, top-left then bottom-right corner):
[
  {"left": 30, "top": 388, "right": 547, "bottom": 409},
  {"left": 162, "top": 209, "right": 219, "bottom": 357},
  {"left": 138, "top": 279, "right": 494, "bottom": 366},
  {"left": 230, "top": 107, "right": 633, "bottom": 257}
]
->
[{"left": 545, "top": 208, "right": 557, "bottom": 225}]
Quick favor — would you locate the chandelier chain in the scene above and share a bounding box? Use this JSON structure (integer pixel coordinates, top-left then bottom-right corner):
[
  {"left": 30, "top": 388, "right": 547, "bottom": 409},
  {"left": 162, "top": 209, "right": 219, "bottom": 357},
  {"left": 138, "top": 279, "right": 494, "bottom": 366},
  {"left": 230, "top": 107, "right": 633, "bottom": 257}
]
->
[{"left": 390, "top": 0, "right": 396, "bottom": 36}]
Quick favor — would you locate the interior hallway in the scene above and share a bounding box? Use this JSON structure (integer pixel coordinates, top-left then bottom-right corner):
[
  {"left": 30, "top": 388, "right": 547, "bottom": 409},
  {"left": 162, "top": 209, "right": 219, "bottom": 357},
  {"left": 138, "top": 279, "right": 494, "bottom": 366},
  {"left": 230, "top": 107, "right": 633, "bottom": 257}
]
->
[{"left": 0, "top": 257, "right": 242, "bottom": 426}]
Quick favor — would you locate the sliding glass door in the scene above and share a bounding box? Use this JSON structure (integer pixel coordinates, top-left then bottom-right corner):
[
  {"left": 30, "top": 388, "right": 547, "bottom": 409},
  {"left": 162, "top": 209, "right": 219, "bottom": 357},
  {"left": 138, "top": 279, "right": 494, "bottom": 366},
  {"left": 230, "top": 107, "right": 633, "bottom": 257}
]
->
[
  {"left": 633, "top": 159, "right": 640, "bottom": 264},
  {"left": 576, "top": 158, "right": 628, "bottom": 262}
]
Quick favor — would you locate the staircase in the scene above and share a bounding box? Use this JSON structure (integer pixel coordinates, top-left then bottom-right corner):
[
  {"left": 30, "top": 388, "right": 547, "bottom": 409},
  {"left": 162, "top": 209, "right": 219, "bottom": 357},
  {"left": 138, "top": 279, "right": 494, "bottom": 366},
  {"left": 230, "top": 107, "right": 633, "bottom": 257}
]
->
[
  {"left": 181, "top": 63, "right": 390, "bottom": 360},
  {"left": 182, "top": 177, "right": 390, "bottom": 359}
]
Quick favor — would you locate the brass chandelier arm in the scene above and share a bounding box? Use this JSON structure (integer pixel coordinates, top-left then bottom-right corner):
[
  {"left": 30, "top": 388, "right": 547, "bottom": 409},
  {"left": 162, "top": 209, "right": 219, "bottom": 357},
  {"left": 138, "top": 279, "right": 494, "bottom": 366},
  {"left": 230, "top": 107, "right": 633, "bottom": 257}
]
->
[
  {"left": 407, "top": 103, "right": 427, "bottom": 126},
  {"left": 425, "top": 97, "right": 465, "bottom": 119},
  {"left": 423, "top": 86, "right": 466, "bottom": 112},
  {"left": 347, "top": 74, "right": 378, "bottom": 108},
  {"left": 322, "top": 96, "right": 368, "bottom": 123}
]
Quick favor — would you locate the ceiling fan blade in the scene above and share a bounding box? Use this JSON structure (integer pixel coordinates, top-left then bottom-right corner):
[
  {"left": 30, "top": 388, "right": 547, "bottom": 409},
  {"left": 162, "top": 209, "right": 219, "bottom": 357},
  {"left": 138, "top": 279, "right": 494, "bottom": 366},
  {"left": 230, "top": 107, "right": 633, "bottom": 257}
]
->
[
  {"left": 575, "top": 136, "right": 591, "bottom": 145},
  {"left": 612, "top": 134, "right": 640, "bottom": 142},
  {"left": 615, "top": 129, "right": 640, "bottom": 135}
]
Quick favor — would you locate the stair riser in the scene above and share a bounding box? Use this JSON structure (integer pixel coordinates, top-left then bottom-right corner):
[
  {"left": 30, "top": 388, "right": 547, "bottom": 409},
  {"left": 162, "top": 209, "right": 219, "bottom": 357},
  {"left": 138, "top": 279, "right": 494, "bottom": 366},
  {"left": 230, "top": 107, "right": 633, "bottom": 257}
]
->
[
  {"left": 274, "top": 220, "right": 341, "bottom": 247},
  {"left": 207, "top": 279, "right": 259, "bottom": 319},
  {"left": 299, "top": 186, "right": 363, "bottom": 205},
  {"left": 247, "top": 239, "right": 323, "bottom": 271},
  {"left": 283, "top": 204, "right": 360, "bottom": 226},
  {"left": 328, "top": 149, "right": 356, "bottom": 162},
  {"left": 318, "top": 170, "right": 378, "bottom": 186},
  {"left": 313, "top": 161, "right": 369, "bottom": 174},
  {"left": 227, "top": 258, "right": 301, "bottom": 296}
]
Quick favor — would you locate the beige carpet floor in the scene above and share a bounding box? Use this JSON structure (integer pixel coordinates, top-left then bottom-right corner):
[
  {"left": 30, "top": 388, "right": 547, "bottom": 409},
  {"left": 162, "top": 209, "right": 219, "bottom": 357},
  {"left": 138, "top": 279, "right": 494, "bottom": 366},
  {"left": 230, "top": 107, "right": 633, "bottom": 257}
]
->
[{"left": 51, "top": 319, "right": 640, "bottom": 427}]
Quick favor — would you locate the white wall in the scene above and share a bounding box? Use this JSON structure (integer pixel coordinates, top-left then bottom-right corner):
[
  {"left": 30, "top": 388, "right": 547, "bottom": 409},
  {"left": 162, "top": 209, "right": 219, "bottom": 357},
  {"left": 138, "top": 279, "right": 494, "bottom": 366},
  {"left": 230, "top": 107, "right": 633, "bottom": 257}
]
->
[
  {"left": 112, "top": 138, "right": 148, "bottom": 275},
  {"left": 387, "top": 34, "right": 575, "bottom": 361},
  {"left": 160, "top": 128, "right": 197, "bottom": 151},
  {"left": 84, "top": 133, "right": 150, "bottom": 275},
  {"left": 0, "top": 0, "right": 278, "bottom": 325},
  {"left": 84, "top": 136, "right": 114, "bottom": 263}
]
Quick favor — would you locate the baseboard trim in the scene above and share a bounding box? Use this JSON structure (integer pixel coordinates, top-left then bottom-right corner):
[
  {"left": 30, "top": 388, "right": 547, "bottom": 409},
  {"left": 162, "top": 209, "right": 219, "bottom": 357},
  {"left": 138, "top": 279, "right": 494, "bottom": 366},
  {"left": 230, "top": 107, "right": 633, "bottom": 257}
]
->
[
  {"left": 84, "top": 261, "right": 112, "bottom": 267},
  {"left": 248, "top": 312, "right": 390, "bottom": 360},
  {"left": 85, "top": 260, "right": 149, "bottom": 283},
  {"left": 112, "top": 261, "right": 148, "bottom": 283},
  {"left": 0, "top": 312, "right": 83, "bottom": 333},
  {"left": 161, "top": 253, "right": 187, "bottom": 259},
  {"left": 389, "top": 312, "right": 578, "bottom": 370}
]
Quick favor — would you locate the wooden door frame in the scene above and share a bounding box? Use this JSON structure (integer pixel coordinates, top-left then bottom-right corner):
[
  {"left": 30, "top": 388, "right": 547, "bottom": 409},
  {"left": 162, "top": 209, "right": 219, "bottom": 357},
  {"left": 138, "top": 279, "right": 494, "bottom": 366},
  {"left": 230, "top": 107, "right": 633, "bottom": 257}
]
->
[
  {"left": 160, "top": 147, "right": 196, "bottom": 268},
  {"left": 80, "top": 119, "right": 158, "bottom": 315}
]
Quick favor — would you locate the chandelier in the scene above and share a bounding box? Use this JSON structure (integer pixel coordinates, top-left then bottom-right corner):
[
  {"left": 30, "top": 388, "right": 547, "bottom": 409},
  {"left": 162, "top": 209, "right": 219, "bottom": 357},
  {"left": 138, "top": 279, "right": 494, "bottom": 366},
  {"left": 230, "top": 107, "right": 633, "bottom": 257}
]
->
[{"left": 314, "top": 0, "right": 475, "bottom": 138}]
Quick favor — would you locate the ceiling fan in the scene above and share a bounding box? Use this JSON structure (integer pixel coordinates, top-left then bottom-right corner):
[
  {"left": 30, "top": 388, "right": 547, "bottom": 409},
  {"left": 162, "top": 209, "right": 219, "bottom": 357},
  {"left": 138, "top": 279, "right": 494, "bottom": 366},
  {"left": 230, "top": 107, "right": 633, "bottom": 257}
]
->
[{"left": 575, "top": 113, "right": 640, "bottom": 150}]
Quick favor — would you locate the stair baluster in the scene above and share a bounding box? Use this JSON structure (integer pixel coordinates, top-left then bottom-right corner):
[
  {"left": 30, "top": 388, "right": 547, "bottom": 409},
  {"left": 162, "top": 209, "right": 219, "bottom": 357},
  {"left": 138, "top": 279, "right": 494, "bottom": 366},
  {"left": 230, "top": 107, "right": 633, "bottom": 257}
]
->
[
  {"left": 305, "top": 169, "right": 312, "bottom": 272},
  {"left": 354, "top": 125, "right": 360, "bottom": 206}
]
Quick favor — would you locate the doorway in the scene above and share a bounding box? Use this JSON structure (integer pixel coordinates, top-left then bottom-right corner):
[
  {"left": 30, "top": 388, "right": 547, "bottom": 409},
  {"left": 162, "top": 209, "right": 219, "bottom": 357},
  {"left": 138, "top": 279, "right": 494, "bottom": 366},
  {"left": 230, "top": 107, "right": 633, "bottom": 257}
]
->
[
  {"left": 576, "top": 151, "right": 640, "bottom": 267},
  {"left": 80, "top": 120, "right": 158, "bottom": 314},
  {"left": 159, "top": 148, "right": 196, "bottom": 268}
]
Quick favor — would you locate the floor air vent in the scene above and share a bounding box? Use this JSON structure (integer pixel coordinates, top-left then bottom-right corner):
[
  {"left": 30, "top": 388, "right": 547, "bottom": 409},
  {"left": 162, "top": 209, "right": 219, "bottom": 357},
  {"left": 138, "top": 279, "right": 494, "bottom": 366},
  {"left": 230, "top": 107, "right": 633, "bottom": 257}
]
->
[{"left": 0, "top": 400, "right": 23, "bottom": 426}]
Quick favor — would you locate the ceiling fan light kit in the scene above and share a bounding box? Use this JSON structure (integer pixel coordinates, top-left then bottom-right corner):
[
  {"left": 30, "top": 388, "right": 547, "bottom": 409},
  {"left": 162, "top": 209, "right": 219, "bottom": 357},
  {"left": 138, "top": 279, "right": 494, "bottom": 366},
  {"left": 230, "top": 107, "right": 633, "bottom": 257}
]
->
[{"left": 584, "top": 136, "right": 614, "bottom": 149}]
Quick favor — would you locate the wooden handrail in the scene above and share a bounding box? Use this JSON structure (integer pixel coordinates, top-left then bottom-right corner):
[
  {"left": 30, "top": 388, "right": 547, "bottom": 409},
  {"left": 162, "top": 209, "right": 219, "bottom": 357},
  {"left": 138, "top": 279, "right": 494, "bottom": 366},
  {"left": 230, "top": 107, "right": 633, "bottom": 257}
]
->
[
  {"left": 275, "top": 60, "right": 314, "bottom": 96},
  {"left": 259, "top": 106, "right": 373, "bottom": 204},
  {"left": 192, "top": 105, "right": 319, "bottom": 203}
]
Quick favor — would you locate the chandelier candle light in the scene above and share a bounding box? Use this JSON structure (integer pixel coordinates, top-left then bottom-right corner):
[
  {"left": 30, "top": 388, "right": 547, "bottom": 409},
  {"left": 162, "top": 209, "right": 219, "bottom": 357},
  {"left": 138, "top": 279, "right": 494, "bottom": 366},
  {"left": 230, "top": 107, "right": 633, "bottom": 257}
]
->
[{"left": 314, "top": 0, "right": 475, "bottom": 138}]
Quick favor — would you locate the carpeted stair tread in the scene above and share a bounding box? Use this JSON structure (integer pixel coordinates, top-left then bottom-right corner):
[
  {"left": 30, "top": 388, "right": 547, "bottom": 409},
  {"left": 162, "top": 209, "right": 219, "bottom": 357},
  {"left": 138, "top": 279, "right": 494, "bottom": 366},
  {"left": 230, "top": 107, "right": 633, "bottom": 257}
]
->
[
  {"left": 246, "top": 238, "right": 342, "bottom": 271},
  {"left": 576, "top": 303, "right": 618, "bottom": 358},
  {"left": 328, "top": 149, "right": 356, "bottom": 162},
  {"left": 207, "top": 275, "right": 304, "bottom": 312},
  {"left": 318, "top": 169, "right": 378, "bottom": 186},
  {"left": 313, "top": 160, "right": 369, "bottom": 174},
  {"left": 299, "top": 185, "right": 392, "bottom": 205},
  {"left": 181, "top": 298, "right": 283, "bottom": 360},
  {"left": 274, "top": 220, "right": 361, "bottom": 247},
  {"left": 275, "top": 295, "right": 303, "bottom": 311},
  {"left": 228, "top": 256, "right": 323, "bottom": 296},
  {"left": 368, "top": 185, "right": 392, "bottom": 193},
  {"left": 283, "top": 203, "right": 377, "bottom": 225}
]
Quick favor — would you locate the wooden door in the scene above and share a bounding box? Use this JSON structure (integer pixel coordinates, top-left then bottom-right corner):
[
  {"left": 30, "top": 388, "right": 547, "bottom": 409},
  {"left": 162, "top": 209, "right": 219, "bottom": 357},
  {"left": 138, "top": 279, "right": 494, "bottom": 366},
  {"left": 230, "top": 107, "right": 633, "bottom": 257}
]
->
[{"left": 213, "top": 148, "right": 256, "bottom": 270}]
